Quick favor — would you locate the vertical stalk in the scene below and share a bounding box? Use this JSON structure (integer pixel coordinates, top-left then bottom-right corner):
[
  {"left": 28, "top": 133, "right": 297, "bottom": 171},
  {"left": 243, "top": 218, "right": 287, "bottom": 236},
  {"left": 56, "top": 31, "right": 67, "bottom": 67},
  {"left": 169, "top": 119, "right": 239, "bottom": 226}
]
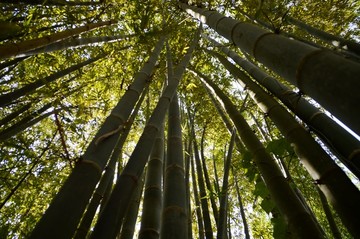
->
[
  {"left": 90, "top": 29, "right": 199, "bottom": 239},
  {"left": 198, "top": 72, "right": 325, "bottom": 238},
  {"left": 29, "top": 37, "right": 165, "bottom": 239},
  {"left": 217, "top": 130, "right": 236, "bottom": 239}
]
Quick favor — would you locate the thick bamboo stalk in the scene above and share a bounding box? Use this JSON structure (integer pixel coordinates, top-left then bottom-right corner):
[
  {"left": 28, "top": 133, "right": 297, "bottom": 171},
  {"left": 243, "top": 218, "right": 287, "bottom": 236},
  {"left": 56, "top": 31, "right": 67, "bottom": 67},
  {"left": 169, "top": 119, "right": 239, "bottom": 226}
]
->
[
  {"left": 74, "top": 87, "right": 147, "bottom": 239},
  {"left": 316, "top": 187, "right": 343, "bottom": 239},
  {"left": 161, "top": 41, "right": 188, "bottom": 238},
  {"left": 29, "top": 37, "right": 165, "bottom": 239},
  {"left": 161, "top": 93, "right": 188, "bottom": 239},
  {"left": 181, "top": 3, "right": 360, "bottom": 136},
  {"left": 1, "top": 0, "right": 101, "bottom": 6},
  {"left": 198, "top": 72, "right": 326, "bottom": 238},
  {"left": 284, "top": 15, "right": 360, "bottom": 56},
  {"left": 0, "top": 54, "right": 105, "bottom": 107},
  {"left": 118, "top": 175, "right": 145, "bottom": 239},
  {"left": 209, "top": 51, "right": 360, "bottom": 236},
  {"left": 90, "top": 30, "right": 198, "bottom": 239},
  {"left": 204, "top": 36, "right": 360, "bottom": 178},
  {"left": 138, "top": 103, "right": 164, "bottom": 239},
  {"left": 0, "top": 20, "right": 116, "bottom": 60}
]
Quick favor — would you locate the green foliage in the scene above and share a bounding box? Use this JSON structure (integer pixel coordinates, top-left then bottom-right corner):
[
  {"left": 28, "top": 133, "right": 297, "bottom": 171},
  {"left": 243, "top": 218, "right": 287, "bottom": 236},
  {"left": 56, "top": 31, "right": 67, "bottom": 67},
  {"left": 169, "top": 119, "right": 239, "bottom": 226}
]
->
[
  {"left": 0, "top": 0, "right": 357, "bottom": 238},
  {"left": 266, "top": 137, "right": 294, "bottom": 157}
]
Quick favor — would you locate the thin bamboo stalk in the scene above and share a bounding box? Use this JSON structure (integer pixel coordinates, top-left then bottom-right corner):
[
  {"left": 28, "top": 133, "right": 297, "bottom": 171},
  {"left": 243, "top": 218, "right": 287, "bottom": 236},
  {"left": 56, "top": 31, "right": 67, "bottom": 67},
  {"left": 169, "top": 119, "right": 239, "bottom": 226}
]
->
[
  {"left": 0, "top": 20, "right": 117, "bottom": 60},
  {"left": 217, "top": 130, "right": 236, "bottom": 239},
  {"left": 0, "top": 54, "right": 105, "bottom": 107}
]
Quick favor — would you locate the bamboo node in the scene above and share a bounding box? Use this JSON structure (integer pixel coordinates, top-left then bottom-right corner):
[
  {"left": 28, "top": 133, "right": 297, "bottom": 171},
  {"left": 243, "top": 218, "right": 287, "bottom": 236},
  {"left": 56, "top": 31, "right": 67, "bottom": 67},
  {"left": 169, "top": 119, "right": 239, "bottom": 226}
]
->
[
  {"left": 308, "top": 111, "right": 324, "bottom": 123},
  {"left": 110, "top": 112, "right": 126, "bottom": 121},
  {"left": 230, "top": 22, "right": 245, "bottom": 45},
  {"left": 295, "top": 49, "right": 323, "bottom": 89},
  {"left": 349, "top": 149, "right": 360, "bottom": 161},
  {"left": 252, "top": 32, "right": 274, "bottom": 58},
  {"left": 145, "top": 185, "right": 161, "bottom": 191},
  {"left": 163, "top": 205, "right": 187, "bottom": 215},
  {"left": 122, "top": 172, "right": 139, "bottom": 184},
  {"left": 139, "top": 228, "right": 159, "bottom": 236},
  {"left": 79, "top": 159, "right": 102, "bottom": 174},
  {"left": 166, "top": 163, "right": 185, "bottom": 173},
  {"left": 214, "top": 16, "right": 227, "bottom": 31},
  {"left": 95, "top": 123, "right": 125, "bottom": 145}
]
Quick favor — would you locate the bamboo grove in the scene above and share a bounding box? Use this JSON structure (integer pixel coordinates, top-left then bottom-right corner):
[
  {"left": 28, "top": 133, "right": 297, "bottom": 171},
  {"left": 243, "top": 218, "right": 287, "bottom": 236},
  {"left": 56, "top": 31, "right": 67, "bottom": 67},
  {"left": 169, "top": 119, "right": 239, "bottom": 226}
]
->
[{"left": 0, "top": 0, "right": 359, "bottom": 238}]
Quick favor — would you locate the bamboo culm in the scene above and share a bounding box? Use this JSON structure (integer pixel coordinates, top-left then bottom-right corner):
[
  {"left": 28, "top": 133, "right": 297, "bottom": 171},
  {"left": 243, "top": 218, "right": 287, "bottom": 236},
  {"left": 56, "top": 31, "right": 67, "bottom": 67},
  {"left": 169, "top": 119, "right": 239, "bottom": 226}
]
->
[
  {"left": 18, "top": 36, "right": 131, "bottom": 58},
  {"left": 217, "top": 130, "right": 236, "bottom": 239},
  {"left": 74, "top": 87, "right": 148, "bottom": 239},
  {"left": 0, "top": 20, "right": 116, "bottom": 60},
  {"left": 29, "top": 37, "right": 165, "bottom": 239},
  {"left": 209, "top": 50, "right": 360, "bottom": 236},
  {"left": 181, "top": 3, "right": 360, "bottom": 136},
  {"left": 198, "top": 72, "right": 325, "bottom": 238},
  {"left": 190, "top": 153, "right": 206, "bottom": 239},
  {"left": 204, "top": 35, "right": 360, "bottom": 178},
  {"left": 90, "top": 29, "right": 199, "bottom": 239},
  {"left": 161, "top": 93, "right": 188, "bottom": 239},
  {"left": 189, "top": 112, "right": 214, "bottom": 239},
  {"left": 0, "top": 54, "right": 105, "bottom": 107}
]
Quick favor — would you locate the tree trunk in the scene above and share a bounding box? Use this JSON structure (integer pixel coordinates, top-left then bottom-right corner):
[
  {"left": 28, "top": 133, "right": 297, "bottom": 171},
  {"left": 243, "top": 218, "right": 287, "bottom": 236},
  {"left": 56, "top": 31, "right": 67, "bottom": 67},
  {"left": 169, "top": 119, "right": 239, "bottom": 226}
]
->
[
  {"left": 161, "top": 41, "right": 188, "bottom": 238},
  {"left": 209, "top": 51, "right": 360, "bottom": 236},
  {"left": 190, "top": 149, "right": 205, "bottom": 239},
  {"left": 200, "top": 125, "right": 219, "bottom": 225},
  {"left": 199, "top": 71, "right": 326, "bottom": 238},
  {"left": 18, "top": 36, "right": 131, "bottom": 58},
  {"left": 231, "top": 167, "right": 250, "bottom": 239},
  {"left": 181, "top": 3, "right": 360, "bottom": 136},
  {"left": 29, "top": 37, "right": 165, "bottom": 239},
  {"left": 189, "top": 111, "right": 214, "bottom": 239},
  {"left": 316, "top": 187, "right": 343, "bottom": 239},
  {"left": 90, "top": 30, "right": 198, "bottom": 239},
  {"left": 0, "top": 0, "right": 101, "bottom": 6},
  {"left": 217, "top": 130, "right": 235, "bottom": 239},
  {"left": 205, "top": 36, "right": 360, "bottom": 179},
  {"left": 0, "top": 54, "right": 105, "bottom": 107},
  {"left": 284, "top": 15, "right": 360, "bottom": 56},
  {"left": 161, "top": 92, "right": 188, "bottom": 239},
  {"left": 118, "top": 175, "right": 144, "bottom": 239},
  {"left": 74, "top": 86, "right": 147, "bottom": 239},
  {"left": 0, "top": 20, "right": 116, "bottom": 60},
  {"left": 185, "top": 140, "right": 193, "bottom": 239},
  {"left": 138, "top": 98, "right": 164, "bottom": 239}
]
